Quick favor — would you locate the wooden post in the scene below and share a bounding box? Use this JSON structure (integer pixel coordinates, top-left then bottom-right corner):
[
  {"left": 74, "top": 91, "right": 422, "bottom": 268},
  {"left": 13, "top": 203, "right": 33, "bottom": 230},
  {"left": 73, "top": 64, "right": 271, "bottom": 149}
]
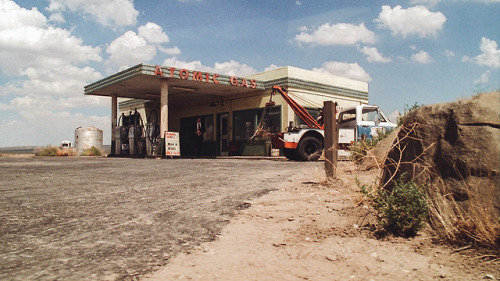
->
[{"left": 323, "top": 101, "right": 338, "bottom": 178}]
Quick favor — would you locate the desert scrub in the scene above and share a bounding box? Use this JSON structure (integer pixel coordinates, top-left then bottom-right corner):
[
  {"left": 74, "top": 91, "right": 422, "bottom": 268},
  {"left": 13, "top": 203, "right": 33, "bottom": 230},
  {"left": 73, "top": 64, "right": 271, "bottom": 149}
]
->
[
  {"left": 80, "top": 146, "right": 102, "bottom": 156},
  {"left": 349, "top": 130, "right": 389, "bottom": 163},
  {"left": 361, "top": 176, "right": 428, "bottom": 237},
  {"left": 35, "top": 146, "right": 59, "bottom": 156},
  {"left": 397, "top": 102, "right": 421, "bottom": 127}
]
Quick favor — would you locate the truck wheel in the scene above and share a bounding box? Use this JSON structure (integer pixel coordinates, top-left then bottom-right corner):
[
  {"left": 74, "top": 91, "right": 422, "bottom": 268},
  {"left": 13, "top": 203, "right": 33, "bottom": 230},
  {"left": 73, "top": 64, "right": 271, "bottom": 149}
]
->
[
  {"left": 297, "top": 136, "right": 323, "bottom": 161},
  {"left": 283, "top": 148, "right": 299, "bottom": 161}
]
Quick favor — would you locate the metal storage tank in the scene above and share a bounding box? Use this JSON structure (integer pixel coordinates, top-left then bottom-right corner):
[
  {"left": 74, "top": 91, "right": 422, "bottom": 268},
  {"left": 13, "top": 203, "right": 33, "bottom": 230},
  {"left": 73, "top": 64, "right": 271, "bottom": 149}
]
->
[{"left": 75, "top": 126, "right": 104, "bottom": 155}]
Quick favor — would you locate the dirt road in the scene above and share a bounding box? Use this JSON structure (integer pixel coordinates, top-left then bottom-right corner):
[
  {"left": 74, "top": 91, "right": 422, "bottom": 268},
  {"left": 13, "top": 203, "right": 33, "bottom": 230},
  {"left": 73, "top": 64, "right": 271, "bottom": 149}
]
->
[
  {"left": 0, "top": 157, "right": 320, "bottom": 280},
  {"left": 144, "top": 162, "right": 499, "bottom": 281},
  {"left": 1, "top": 157, "right": 497, "bottom": 280}
]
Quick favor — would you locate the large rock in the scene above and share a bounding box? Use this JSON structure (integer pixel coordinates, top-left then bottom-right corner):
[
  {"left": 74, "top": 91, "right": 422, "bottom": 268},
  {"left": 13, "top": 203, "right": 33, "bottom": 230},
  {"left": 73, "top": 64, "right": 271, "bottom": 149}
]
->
[{"left": 380, "top": 91, "right": 500, "bottom": 247}]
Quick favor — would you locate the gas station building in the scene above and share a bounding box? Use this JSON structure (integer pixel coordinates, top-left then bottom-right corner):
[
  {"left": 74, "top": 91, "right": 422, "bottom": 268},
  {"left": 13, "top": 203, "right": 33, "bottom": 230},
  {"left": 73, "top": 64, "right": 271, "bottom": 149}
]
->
[{"left": 84, "top": 64, "right": 368, "bottom": 157}]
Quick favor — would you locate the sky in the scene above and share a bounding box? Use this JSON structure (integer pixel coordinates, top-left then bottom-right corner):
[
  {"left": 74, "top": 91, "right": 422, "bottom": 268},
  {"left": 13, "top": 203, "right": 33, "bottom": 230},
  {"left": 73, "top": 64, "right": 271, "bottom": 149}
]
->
[{"left": 0, "top": 0, "right": 499, "bottom": 147}]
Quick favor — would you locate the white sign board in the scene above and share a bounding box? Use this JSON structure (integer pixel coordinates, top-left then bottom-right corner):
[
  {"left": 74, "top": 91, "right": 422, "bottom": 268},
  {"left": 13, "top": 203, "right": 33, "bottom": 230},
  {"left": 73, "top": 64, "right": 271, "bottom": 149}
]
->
[{"left": 165, "top": 132, "right": 181, "bottom": 156}]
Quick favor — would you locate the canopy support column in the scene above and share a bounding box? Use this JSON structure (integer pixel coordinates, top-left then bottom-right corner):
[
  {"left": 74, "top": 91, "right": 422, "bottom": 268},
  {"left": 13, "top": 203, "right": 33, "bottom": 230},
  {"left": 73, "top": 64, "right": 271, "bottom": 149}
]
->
[
  {"left": 111, "top": 94, "right": 117, "bottom": 155},
  {"left": 160, "top": 79, "right": 168, "bottom": 157}
]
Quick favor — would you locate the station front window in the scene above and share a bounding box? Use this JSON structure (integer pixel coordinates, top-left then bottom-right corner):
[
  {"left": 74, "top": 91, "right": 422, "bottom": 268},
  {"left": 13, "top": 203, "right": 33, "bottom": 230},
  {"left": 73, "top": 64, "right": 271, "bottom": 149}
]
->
[
  {"left": 233, "top": 106, "right": 281, "bottom": 141},
  {"left": 294, "top": 107, "right": 321, "bottom": 127}
]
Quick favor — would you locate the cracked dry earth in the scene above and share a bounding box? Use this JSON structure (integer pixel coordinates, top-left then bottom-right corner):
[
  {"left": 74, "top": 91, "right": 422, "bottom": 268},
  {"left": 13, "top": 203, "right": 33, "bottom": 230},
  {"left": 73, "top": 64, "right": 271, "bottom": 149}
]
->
[{"left": 144, "top": 161, "right": 499, "bottom": 281}]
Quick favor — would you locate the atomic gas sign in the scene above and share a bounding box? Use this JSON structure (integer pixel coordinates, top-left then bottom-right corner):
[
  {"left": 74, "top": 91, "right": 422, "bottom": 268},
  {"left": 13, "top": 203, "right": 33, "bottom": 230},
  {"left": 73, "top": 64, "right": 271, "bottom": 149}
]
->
[{"left": 152, "top": 65, "right": 261, "bottom": 89}]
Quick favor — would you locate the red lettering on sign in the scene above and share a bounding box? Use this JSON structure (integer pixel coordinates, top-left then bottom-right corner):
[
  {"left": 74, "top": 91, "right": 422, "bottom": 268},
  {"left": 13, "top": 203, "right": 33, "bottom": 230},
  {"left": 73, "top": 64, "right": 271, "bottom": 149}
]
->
[
  {"left": 250, "top": 79, "right": 257, "bottom": 89},
  {"left": 192, "top": 71, "right": 202, "bottom": 81},
  {"left": 241, "top": 78, "right": 248, "bottom": 87},
  {"left": 213, "top": 74, "right": 220, "bottom": 84},
  {"left": 154, "top": 65, "right": 164, "bottom": 76},
  {"left": 179, "top": 69, "right": 189, "bottom": 80},
  {"left": 230, "top": 76, "right": 238, "bottom": 86},
  {"left": 150, "top": 66, "right": 256, "bottom": 89}
]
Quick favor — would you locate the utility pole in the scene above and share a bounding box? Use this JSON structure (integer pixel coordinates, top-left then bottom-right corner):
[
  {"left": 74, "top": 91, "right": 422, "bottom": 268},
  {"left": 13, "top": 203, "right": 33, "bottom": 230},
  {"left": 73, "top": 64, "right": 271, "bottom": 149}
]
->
[{"left": 323, "top": 101, "right": 338, "bottom": 178}]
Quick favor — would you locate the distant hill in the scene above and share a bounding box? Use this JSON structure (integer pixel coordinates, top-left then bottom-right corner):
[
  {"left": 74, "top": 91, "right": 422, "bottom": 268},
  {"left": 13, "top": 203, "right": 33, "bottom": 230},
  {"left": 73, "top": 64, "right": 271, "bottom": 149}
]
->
[{"left": 0, "top": 146, "right": 39, "bottom": 154}]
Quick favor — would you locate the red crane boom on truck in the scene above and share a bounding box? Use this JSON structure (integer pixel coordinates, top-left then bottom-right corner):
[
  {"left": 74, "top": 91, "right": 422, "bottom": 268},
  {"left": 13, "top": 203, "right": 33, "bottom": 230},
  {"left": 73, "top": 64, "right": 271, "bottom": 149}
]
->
[{"left": 266, "top": 85, "right": 397, "bottom": 161}]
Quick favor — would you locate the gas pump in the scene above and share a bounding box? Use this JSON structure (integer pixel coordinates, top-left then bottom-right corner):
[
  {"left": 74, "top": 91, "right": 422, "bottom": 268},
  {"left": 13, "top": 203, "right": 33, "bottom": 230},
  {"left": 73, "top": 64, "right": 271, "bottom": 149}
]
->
[
  {"left": 114, "top": 109, "right": 146, "bottom": 157},
  {"left": 145, "top": 109, "right": 161, "bottom": 157}
]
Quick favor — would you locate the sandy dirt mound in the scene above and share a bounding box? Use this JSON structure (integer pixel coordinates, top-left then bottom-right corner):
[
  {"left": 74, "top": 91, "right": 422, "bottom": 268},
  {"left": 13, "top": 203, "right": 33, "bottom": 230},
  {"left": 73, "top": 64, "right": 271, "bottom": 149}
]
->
[
  {"left": 143, "top": 162, "right": 499, "bottom": 281},
  {"left": 381, "top": 91, "right": 500, "bottom": 248}
]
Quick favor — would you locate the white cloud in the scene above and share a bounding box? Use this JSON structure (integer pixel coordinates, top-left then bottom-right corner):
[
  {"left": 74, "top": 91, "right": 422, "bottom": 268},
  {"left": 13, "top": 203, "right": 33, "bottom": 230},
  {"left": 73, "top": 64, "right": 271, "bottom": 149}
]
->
[
  {"left": 0, "top": 0, "right": 103, "bottom": 98},
  {"left": 162, "top": 57, "right": 257, "bottom": 76},
  {"left": 474, "top": 70, "right": 491, "bottom": 84},
  {"left": 0, "top": 0, "right": 47, "bottom": 29},
  {"left": 0, "top": 108, "right": 110, "bottom": 147},
  {"left": 48, "top": 12, "right": 65, "bottom": 23},
  {"left": 0, "top": 0, "right": 109, "bottom": 147},
  {"left": 375, "top": 5, "right": 446, "bottom": 38},
  {"left": 312, "top": 61, "right": 372, "bottom": 82},
  {"left": 138, "top": 22, "right": 169, "bottom": 44},
  {"left": 0, "top": 1, "right": 102, "bottom": 76},
  {"left": 106, "top": 23, "right": 175, "bottom": 72},
  {"left": 296, "top": 1, "right": 302, "bottom": 5},
  {"left": 294, "top": 23, "right": 376, "bottom": 46},
  {"left": 462, "top": 37, "right": 500, "bottom": 68},
  {"left": 106, "top": 31, "right": 157, "bottom": 71},
  {"left": 213, "top": 61, "right": 257, "bottom": 76},
  {"left": 263, "top": 64, "right": 282, "bottom": 72},
  {"left": 158, "top": 46, "right": 181, "bottom": 55},
  {"left": 444, "top": 49, "right": 455, "bottom": 58},
  {"left": 388, "top": 110, "right": 401, "bottom": 123},
  {"left": 411, "top": 50, "right": 433, "bottom": 64},
  {"left": 359, "top": 46, "right": 392, "bottom": 63},
  {"left": 0, "top": 93, "right": 110, "bottom": 146},
  {"left": 47, "top": 0, "right": 139, "bottom": 27}
]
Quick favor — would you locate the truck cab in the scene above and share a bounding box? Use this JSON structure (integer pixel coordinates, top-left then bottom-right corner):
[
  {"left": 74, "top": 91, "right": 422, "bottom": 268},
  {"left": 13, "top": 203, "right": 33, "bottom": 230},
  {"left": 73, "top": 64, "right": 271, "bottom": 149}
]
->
[
  {"left": 277, "top": 104, "right": 396, "bottom": 161},
  {"left": 338, "top": 105, "right": 397, "bottom": 146}
]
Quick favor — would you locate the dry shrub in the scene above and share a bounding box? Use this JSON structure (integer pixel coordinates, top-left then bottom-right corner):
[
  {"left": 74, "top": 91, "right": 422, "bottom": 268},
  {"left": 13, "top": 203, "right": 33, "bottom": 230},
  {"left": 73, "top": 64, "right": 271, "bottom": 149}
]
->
[
  {"left": 35, "top": 146, "right": 59, "bottom": 156},
  {"left": 80, "top": 146, "right": 103, "bottom": 156},
  {"left": 57, "top": 148, "right": 76, "bottom": 156},
  {"left": 35, "top": 146, "right": 75, "bottom": 156}
]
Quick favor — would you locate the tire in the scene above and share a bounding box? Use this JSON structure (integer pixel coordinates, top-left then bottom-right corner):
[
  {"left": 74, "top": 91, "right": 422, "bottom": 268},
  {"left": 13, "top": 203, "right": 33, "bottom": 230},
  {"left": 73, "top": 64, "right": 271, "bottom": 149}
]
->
[
  {"left": 283, "top": 148, "right": 299, "bottom": 161},
  {"left": 297, "top": 136, "right": 323, "bottom": 161}
]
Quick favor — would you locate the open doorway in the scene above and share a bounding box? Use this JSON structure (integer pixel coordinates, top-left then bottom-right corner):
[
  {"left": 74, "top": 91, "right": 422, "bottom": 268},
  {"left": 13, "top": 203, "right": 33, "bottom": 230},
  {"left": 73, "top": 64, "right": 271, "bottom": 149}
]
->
[{"left": 217, "top": 113, "right": 229, "bottom": 156}]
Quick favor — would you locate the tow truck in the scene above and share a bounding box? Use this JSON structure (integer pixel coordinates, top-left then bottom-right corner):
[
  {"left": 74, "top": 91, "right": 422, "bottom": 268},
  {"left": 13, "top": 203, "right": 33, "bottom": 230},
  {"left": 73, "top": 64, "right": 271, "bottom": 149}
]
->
[{"left": 267, "top": 86, "right": 397, "bottom": 161}]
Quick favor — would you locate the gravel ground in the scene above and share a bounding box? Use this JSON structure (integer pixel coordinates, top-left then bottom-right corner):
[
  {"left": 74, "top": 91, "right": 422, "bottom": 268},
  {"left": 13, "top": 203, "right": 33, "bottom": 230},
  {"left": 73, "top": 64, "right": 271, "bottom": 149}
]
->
[{"left": 0, "top": 156, "right": 322, "bottom": 280}]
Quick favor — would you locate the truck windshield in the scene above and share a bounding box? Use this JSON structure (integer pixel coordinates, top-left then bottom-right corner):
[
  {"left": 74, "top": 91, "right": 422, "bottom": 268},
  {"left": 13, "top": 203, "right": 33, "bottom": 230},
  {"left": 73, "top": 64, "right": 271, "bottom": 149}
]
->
[{"left": 362, "top": 108, "right": 386, "bottom": 122}]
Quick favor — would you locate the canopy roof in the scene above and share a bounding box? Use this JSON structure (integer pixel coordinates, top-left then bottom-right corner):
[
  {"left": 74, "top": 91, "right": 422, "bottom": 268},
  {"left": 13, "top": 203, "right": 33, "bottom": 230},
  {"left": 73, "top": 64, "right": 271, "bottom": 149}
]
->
[{"left": 85, "top": 64, "right": 266, "bottom": 107}]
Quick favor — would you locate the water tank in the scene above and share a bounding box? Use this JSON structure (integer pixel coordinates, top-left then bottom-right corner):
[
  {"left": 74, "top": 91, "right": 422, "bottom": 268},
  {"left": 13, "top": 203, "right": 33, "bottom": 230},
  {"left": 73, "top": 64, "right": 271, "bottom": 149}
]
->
[{"left": 75, "top": 126, "right": 103, "bottom": 155}]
